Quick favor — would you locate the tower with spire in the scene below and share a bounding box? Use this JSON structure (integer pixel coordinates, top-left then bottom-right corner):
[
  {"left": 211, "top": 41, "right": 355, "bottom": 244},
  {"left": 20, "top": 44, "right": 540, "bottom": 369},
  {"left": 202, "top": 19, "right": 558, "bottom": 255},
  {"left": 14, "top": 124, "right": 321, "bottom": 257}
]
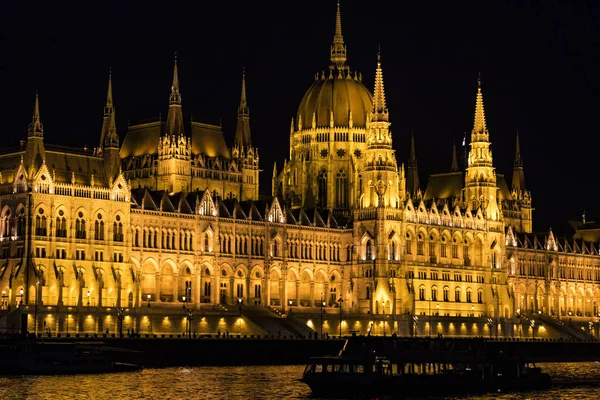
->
[
  {"left": 24, "top": 93, "right": 46, "bottom": 176},
  {"left": 157, "top": 55, "right": 192, "bottom": 193},
  {"left": 231, "top": 70, "right": 259, "bottom": 201},
  {"left": 99, "top": 70, "right": 121, "bottom": 182},
  {"left": 508, "top": 132, "right": 532, "bottom": 232},
  {"left": 354, "top": 51, "right": 405, "bottom": 315},
  {"left": 464, "top": 76, "right": 501, "bottom": 224}
]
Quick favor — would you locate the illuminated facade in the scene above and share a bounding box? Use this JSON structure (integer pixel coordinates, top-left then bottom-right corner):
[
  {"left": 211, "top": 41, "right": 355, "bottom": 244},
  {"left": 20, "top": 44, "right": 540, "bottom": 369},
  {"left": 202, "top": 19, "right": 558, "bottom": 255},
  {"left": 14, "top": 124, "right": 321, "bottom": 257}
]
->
[{"left": 0, "top": 2, "right": 599, "bottom": 336}]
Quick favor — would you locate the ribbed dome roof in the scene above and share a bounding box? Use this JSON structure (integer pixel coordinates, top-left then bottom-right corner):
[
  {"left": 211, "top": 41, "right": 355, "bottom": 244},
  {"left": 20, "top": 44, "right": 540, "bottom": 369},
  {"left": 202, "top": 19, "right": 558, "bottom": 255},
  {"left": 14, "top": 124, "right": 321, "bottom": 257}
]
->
[{"left": 296, "top": 68, "right": 373, "bottom": 129}]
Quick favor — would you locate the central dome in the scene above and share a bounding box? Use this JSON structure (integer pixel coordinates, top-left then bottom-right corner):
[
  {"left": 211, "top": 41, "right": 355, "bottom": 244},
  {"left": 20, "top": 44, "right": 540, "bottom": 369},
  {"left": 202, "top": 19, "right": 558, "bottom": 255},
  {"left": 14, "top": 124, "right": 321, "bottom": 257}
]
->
[{"left": 296, "top": 68, "right": 373, "bottom": 129}]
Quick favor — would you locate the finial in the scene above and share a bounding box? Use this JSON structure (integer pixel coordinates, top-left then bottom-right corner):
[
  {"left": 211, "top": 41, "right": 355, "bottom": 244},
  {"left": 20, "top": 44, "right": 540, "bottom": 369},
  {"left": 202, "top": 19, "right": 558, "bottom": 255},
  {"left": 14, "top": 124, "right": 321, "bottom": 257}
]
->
[
  {"left": 377, "top": 45, "right": 381, "bottom": 63},
  {"left": 478, "top": 72, "right": 482, "bottom": 89}
]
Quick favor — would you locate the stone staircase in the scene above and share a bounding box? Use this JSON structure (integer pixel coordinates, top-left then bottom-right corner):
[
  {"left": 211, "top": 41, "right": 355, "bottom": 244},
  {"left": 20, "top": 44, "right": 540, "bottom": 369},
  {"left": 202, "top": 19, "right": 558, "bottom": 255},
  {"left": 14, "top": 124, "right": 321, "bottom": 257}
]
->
[
  {"left": 241, "top": 305, "right": 312, "bottom": 338},
  {"left": 536, "top": 314, "right": 591, "bottom": 341}
]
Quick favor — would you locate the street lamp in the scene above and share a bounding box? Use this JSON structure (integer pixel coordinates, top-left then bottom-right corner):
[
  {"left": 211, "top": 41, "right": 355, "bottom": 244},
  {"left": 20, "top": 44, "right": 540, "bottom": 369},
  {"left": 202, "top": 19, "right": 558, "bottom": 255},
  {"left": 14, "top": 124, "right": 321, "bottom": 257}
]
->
[
  {"left": 117, "top": 307, "right": 125, "bottom": 337},
  {"left": 530, "top": 319, "right": 536, "bottom": 340},
  {"left": 186, "top": 308, "right": 193, "bottom": 338},
  {"left": 338, "top": 298, "right": 343, "bottom": 338},
  {"left": 320, "top": 293, "right": 325, "bottom": 339},
  {"left": 288, "top": 299, "right": 293, "bottom": 315},
  {"left": 147, "top": 294, "right": 151, "bottom": 309},
  {"left": 412, "top": 315, "right": 419, "bottom": 337},
  {"left": 19, "top": 288, "right": 23, "bottom": 305},
  {"left": 1, "top": 290, "right": 7, "bottom": 310},
  {"left": 589, "top": 321, "right": 594, "bottom": 340},
  {"left": 34, "top": 281, "right": 40, "bottom": 336},
  {"left": 487, "top": 318, "right": 493, "bottom": 339},
  {"left": 182, "top": 295, "right": 186, "bottom": 309},
  {"left": 87, "top": 291, "right": 91, "bottom": 306}
]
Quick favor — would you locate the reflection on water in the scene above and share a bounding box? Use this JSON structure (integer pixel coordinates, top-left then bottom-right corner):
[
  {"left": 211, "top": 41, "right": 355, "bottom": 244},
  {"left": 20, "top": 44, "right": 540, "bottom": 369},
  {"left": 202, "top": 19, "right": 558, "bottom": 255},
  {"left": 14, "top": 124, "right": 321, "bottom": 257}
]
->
[{"left": 0, "top": 363, "right": 599, "bottom": 400}]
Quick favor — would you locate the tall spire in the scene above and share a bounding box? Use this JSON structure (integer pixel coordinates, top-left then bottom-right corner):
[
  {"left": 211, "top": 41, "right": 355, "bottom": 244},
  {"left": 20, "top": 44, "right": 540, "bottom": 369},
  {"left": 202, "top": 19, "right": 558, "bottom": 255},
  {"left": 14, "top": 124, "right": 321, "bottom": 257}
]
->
[
  {"left": 472, "top": 73, "right": 488, "bottom": 136},
  {"left": 514, "top": 130, "right": 522, "bottom": 167},
  {"left": 28, "top": 92, "right": 43, "bottom": 137},
  {"left": 330, "top": 0, "right": 347, "bottom": 67},
  {"left": 408, "top": 132, "right": 417, "bottom": 167},
  {"left": 234, "top": 69, "right": 252, "bottom": 149},
  {"left": 165, "top": 54, "right": 184, "bottom": 137},
  {"left": 100, "top": 69, "right": 119, "bottom": 148},
  {"left": 406, "top": 133, "right": 420, "bottom": 196},
  {"left": 371, "top": 49, "right": 388, "bottom": 122},
  {"left": 170, "top": 53, "right": 182, "bottom": 105},
  {"left": 512, "top": 131, "right": 526, "bottom": 194},
  {"left": 451, "top": 140, "right": 459, "bottom": 172}
]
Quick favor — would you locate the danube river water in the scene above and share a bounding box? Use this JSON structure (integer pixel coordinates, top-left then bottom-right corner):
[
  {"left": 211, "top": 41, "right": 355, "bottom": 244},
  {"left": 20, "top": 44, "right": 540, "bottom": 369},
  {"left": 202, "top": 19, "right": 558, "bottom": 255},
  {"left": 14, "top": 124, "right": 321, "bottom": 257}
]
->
[{"left": 1, "top": 363, "right": 599, "bottom": 400}]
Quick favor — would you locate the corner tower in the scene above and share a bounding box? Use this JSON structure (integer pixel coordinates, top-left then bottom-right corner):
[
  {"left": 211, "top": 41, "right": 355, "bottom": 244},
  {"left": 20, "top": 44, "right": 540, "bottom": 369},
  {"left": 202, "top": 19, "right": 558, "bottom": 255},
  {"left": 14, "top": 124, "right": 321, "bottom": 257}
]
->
[
  {"left": 157, "top": 55, "right": 192, "bottom": 193},
  {"left": 276, "top": 1, "right": 373, "bottom": 211},
  {"left": 99, "top": 70, "right": 121, "bottom": 182},
  {"left": 464, "top": 77, "right": 501, "bottom": 223}
]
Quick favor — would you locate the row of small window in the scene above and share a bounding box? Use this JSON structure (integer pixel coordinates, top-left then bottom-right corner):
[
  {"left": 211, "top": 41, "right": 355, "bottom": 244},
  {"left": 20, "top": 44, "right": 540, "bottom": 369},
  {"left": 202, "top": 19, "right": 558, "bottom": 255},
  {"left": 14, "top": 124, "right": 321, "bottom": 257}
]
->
[
  {"left": 34, "top": 247, "right": 124, "bottom": 262},
  {"left": 414, "top": 271, "right": 485, "bottom": 283},
  {"left": 418, "top": 286, "right": 485, "bottom": 303},
  {"left": 407, "top": 240, "right": 470, "bottom": 258},
  {"left": 34, "top": 216, "right": 124, "bottom": 242},
  {"left": 1, "top": 247, "right": 24, "bottom": 259}
]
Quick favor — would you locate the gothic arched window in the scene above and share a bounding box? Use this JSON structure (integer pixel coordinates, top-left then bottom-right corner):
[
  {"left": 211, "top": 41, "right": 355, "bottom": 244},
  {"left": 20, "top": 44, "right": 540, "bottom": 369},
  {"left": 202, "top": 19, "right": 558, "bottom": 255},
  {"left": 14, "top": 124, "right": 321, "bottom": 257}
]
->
[
  {"left": 335, "top": 169, "right": 348, "bottom": 208},
  {"left": 317, "top": 169, "right": 328, "bottom": 209}
]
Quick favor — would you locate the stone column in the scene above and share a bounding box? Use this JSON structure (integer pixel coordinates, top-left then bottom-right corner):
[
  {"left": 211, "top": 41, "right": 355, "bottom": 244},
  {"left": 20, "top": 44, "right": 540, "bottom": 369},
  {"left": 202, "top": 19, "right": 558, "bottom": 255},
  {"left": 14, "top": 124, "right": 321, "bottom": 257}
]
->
[
  {"left": 295, "top": 281, "right": 300, "bottom": 307},
  {"left": 309, "top": 282, "right": 315, "bottom": 307}
]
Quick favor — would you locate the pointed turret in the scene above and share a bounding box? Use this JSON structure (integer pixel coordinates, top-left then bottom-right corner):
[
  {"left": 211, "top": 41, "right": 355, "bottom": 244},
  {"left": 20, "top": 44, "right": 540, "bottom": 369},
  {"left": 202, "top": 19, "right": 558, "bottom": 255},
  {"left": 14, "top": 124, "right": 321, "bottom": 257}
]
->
[
  {"left": 451, "top": 140, "right": 459, "bottom": 172},
  {"left": 234, "top": 69, "right": 252, "bottom": 150},
  {"left": 330, "top": 0, "right": 347, "bottom": 67},
  {"left": 371, "top": 49, "right": 388, "bottom": 122},
  {"left": 25, "top": 93, "right": 45, "bottom": 175},
  {"left": 28, "top": 92, "right": 43, "bottom": 137},
  {"left": 165, "top": 54, "right": 184, "bottom": 137},
  {"left": 465, "top": 75, "right": 498, "bottom": 218},
  {"left": 512, "top": 131, "right": 526, "bottom": 194},
  {"left": 406, "top": 133, "right": 420, "bottom": 196},
  {"left": 100, "top": 70, "right": 119, "bottom": 149}
]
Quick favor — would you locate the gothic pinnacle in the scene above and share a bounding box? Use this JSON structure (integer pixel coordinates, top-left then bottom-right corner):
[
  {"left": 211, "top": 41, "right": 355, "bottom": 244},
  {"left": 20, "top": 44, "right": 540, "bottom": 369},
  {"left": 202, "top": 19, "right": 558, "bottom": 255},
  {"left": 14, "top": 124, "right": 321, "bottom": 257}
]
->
[
  {"left": 28, "top": 92, "right": 43, "bottom": 137},
  {"left": 451, "top": 140, "right": 459, "bottom": 172},
  {"left": 105, "top": 68, "right": 114, "bottom": 116},
  {"left": 472, "top": 74, "right": 487, "bottom": 135},
  {"left": 514, "top": 130, "right": 522, "bottom": 166},
  {"left": 371, "top": 49, "right": 388, "bottom": 122},
  {"left": 170, "top": 53, "right": 181, "bottom": 105}
]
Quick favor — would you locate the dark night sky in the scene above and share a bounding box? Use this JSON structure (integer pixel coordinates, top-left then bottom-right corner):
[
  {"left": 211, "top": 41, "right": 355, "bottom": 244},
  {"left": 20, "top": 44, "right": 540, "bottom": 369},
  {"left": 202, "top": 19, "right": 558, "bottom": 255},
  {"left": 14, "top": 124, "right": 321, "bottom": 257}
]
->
[{"left": 1, "top": 0, "right": 599, "bottom": 232}]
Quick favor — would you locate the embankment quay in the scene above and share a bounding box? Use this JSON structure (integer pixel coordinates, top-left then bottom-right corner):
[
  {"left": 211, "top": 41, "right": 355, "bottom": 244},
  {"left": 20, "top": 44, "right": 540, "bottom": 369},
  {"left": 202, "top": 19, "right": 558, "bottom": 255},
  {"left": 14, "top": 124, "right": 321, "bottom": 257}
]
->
[{"left": 3, "top": 336, "right": 600, "bottom": 367}]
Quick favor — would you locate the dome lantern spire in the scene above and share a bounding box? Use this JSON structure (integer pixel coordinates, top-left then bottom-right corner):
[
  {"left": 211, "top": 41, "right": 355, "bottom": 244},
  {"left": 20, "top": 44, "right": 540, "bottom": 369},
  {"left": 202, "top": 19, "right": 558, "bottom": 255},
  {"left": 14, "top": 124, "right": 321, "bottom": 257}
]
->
[{"left": 330, "top": 1, "right": 347, "bottom": 67}]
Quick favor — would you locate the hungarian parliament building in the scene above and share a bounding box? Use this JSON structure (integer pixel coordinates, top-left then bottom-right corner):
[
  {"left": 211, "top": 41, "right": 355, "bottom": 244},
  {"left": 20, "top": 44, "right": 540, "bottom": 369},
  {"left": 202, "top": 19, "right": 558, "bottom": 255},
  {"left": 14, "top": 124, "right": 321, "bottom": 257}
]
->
[{"left": 1, "top": 3, "right": 599, "bottom": 334}]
